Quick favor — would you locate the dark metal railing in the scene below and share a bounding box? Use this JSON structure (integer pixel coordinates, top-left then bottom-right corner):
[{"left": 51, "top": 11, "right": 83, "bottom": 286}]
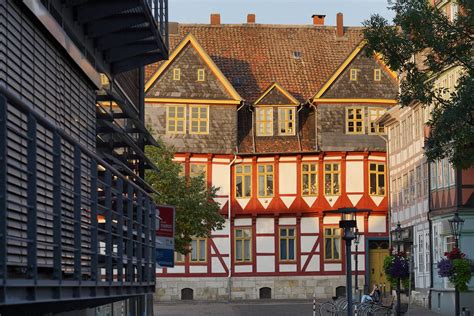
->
[
  {"left": 0, "top": 85, "right": 158, "bottom": 306},
  {"left": 147, "top": 0, "right": 169, "bottom": 50}
]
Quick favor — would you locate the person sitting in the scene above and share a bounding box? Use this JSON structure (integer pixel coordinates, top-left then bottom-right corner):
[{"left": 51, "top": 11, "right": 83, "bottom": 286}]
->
[{"left": 361, "top": 284, "right": 381, "bottom": 304}]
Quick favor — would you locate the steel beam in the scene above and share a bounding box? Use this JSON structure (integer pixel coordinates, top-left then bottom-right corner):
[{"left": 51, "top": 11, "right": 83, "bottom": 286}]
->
[
  {"left": 76, "top": 1, "right": 140, "bottom": 24},
  {"left": 0, "top": 96, "right": 7, "bottom": 303},
  {"left": 52, "top": 132, "right": 62, "bottom": 288}
]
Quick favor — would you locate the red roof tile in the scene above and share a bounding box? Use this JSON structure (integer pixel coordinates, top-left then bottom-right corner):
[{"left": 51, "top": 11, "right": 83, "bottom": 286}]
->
[{"left": 146, "top": 24, "right": 364, "bottom": 103}]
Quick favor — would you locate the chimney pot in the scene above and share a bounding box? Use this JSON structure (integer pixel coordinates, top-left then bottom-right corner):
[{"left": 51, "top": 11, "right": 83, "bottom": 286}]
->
[
  {"left": 312, "top": 14, "right": 325, "bottom": 25},
  {"left": 336, "top": 12, "right": 344, "bottom": 37},
  {"left": 247, "top": 14, "right": 256, "bottom": 24},
  {"left": 210, "top": 13, "right": 220, "bottom": 25}
]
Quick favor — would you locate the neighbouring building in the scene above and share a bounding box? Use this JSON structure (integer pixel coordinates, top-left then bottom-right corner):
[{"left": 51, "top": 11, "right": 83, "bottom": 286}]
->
[
  {"left": 378, "top": 102, "right": 431, "bottom": 306},
  {"left": 145, "top": 13, "right": 399, "bottom": 301},
  {"left": 0, "top": 0, "right": 168, "bottom": 315}
]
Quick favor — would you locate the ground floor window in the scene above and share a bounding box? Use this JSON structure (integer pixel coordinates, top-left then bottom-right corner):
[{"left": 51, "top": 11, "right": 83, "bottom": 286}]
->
[
  {"left": 235, "top": 228, "right": 252, "bottom": 262},
  {"left": 324, "top": 226, "right": 341, "bottom": 260}
]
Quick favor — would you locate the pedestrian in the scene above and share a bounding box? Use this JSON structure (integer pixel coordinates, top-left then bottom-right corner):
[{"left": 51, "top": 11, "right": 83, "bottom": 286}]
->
[{"left": 361, "top": 284, "right": 381, "bottom": 304}]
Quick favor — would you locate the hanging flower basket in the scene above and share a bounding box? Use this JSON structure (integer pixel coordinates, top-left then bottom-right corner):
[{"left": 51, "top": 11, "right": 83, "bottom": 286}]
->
[
  {"left": 383, "top": 250, "right": 410, "bottom": 287},
  {"left": 437, "top": 248, "right": 472, "bottom": 292}
]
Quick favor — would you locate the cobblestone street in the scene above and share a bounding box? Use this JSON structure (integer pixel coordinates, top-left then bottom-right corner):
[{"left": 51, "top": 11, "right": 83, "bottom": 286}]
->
[{"left": 154, "top": 300, "right": 441, "bottom": 316}]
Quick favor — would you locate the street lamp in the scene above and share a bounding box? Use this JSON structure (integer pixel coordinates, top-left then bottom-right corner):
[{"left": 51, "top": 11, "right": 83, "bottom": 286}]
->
[
  {"left": 449, "top": 212, "right": 464, "bottom": 316},
  {"left": 393, "top": 222, "right": 403, "bottom": 316},
  {"left": 339, "top": 209, "right": 357, "bottom": 316},
  {"left": 354, "top": 228, "right": 361, "bottom": 301}
]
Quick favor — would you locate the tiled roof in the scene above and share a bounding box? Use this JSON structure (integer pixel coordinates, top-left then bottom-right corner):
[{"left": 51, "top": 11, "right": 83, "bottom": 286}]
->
[{"left": 145, "top": 23, "right": 364, "bottom": 103}]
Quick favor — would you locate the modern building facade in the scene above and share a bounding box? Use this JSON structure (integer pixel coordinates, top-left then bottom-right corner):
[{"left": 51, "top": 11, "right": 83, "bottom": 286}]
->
[
  {"left": 0, "top": 0, "right": 168, "bottom": 314},
  {"left": 145, "top": 14, "right": 398, "bottom": 301}
]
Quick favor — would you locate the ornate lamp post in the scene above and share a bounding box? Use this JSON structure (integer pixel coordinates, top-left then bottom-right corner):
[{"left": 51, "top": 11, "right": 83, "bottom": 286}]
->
[
  {"left": 354, "top": 228, "right": 361, "bottom": 300},
  {"left": 393, "top": 222, "right": 403, "bottom": 316},
  {"left": 339, "top": 209, "right": 357, "bottom": 316},
  {"left": 449, "top": 212, "right": 464, "bottom": 316}
]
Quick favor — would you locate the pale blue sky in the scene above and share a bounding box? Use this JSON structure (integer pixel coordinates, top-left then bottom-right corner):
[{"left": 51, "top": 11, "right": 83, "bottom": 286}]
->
[{"left": 169, "top": 0, "right": 394, "bottom": 26}]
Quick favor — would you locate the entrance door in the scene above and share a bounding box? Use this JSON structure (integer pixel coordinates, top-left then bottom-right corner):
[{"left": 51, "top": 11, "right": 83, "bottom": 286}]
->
[{"left": 369, "top": 241, "right": 389, "bottom": 292}]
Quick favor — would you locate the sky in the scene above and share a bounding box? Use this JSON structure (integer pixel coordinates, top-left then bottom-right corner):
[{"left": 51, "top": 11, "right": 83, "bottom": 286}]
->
[{"left": 168, "top": 0, "right": 395, "bottom": 26}]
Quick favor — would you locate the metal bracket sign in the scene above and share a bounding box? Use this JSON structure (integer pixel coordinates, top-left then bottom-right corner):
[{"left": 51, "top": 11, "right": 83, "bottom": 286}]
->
[{"left": 156, "top": 205, "right": 176, "bottom": 267}]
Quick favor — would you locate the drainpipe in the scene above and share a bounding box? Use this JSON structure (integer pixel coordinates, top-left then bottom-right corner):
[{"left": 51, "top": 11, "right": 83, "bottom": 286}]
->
[
  {"left": 377, "top": 134, "right": 391, "bottom": 248},
  {"left": 309, "top": 102, "right": 320, "bottom": 151},
  {"left": 227, "top": 153, "right": 237, "bottom": 302},
  {"left": 249, "top": 104, "right": 256, "bottom": 153}
]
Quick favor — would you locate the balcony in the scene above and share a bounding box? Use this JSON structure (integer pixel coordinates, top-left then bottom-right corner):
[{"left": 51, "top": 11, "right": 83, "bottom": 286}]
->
[{"left": 0, "top": 86, "right": 158, "bottom": 313}]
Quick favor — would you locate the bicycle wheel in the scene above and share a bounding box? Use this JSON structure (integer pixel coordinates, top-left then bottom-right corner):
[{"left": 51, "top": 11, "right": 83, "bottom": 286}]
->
[{"left": 319, "top": 302, "right": 337, "bottom": 316}]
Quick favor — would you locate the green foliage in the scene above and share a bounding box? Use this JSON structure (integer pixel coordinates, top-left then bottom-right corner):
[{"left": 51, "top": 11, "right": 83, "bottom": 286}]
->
[
  {"left": 450, "top": 258, "right": 472, "bottom": 292},
  {"left": 145, "top": 140, "right": 225, "bottom": 254},
  {"left": 383, "top": 254, "right": 410, "bottom": 288},
  {"left": 363, "top": 0, "right": 474, "bottom": 168}
]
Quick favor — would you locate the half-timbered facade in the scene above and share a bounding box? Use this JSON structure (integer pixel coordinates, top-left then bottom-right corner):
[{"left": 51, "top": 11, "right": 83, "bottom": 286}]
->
[{"left": 145, "top": 14, "right": 398, "bottom": 301}]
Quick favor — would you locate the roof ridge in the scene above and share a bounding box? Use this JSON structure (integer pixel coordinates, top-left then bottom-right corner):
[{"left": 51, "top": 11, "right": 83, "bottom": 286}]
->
[{"left": 170, "top": 23, "right": 365, "bottom": 30}]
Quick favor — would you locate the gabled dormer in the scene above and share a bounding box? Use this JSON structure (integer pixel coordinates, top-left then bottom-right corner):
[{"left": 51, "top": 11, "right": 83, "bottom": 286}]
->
[
  {"left": 312, "top": 41, "right": 398, "bottom": 104},
  {"left": 145, "top": 33, "right": 241, "bottom": 104},
  {"left": 253, "top": 83, "right": 299, "bottom": 136}
]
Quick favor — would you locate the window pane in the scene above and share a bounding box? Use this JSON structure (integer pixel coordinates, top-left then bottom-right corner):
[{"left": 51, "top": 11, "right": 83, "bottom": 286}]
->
[
  {"left": 236, "top": 165, "right": 242, "bottom": 173},
  {"left": 236, "top": 240, "right": 242, "bottom": 260},
  {"left": 244, "top": 176, "right": 251, "bottom": 196},
  {"left": 258, "top": 165, "right": 264, "bottom": 172},
  {"left": 370, "top": 174, "right": 376, "bottom": 194},
  {"left": 288, "top": 229, "right": 295, "bottom": 236},
  {"left": 243, "top": 229, "right": 251, "bottom": 238},
  {"left": 199, "top": 240, "right": 206, "bottom": 260},
  {"left": 236, "top": 229, "right": 242, "bottom": 238},
  {"left": 258, "top": 175, "right": 265, "bottom": 196},
  {"left": 280, "top": 239, "right": 287, "bottom": 260},
  {"left": 236, "top": 176, "right": 243, "bottom": 197},
  {"left": 244, "top": 165, "right": 251, "bottom": 173},
  {"left": 244, "top": 240, "right": 250, "bottom": 260},
  {"left": 280, "top": 229, "right": 287, "bottom": 237},
  {"left": 191, "top": 109, "right": 198, "bottom": 118},
  {"left": 267, "top": 165, "right": 273, "bottom": 172},
  {"left": 333, "top": 238, "right": 340, "bottom": 259},
  {"left": 325, "top": 238, "right": 332, "bottom": 259},
  {"left": 289, "top": 239, "right": 295, "bottom": 260}
]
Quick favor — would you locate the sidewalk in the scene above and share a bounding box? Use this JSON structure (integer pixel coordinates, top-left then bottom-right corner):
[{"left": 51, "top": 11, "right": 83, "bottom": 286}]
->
[{"left": 153, "top": 299, "right": 441, "bottom": 316}]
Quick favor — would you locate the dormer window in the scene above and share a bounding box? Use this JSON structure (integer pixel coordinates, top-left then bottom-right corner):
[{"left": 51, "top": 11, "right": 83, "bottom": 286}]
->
[
  {"left": 256, "top": 107, "right": 273, "bottom": 136},
  {"left": 197, "top": 69, "right": 205, "bottom": 81},
  {"left": 293, "top": 51, "right": 302, "bottom": 59},
  {"left": 173, "top": 68, "right": 181, "bottom": 80},
  {"left": 350, "top": 69, "right": 359, "bottom": 81},
  {"left": 374, "top": 69, "right": 382, "bottom": 81},
  {"left": 278, "top": 107, "right": 296, "bottom": 135}
]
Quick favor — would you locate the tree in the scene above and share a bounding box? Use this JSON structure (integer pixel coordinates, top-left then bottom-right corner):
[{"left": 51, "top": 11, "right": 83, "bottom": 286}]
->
[
  {"left": 363, "top": 0, "right": 473, "bottom": 168},
  {"left": 145, "top": 140, "right": 225, "bottom": 254}
]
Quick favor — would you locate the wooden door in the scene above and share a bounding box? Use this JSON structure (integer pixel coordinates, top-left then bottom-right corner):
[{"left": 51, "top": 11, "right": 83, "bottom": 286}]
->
[{"left": 369, "top": 241, "right": 390, "bottom": 293}]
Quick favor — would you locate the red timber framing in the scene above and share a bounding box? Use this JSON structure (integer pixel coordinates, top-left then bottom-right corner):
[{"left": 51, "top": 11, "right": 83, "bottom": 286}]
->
[{"left": 157, "top": 151, "right": 389, "bottom": 278}]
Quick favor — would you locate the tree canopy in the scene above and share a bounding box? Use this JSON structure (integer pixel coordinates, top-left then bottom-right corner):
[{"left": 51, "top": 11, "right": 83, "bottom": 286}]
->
[
  {"left": 145, "top": 140, "right": 225, "bottom": 254},
  {"left": 363, "top": 0, "right": 473, "bottom": 168}
]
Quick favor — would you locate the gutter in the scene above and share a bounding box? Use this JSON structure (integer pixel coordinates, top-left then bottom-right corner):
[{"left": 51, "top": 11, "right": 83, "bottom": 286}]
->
[
  {"left": 227, "top": 154, "right": 238, "bottom": 302},
  {"left": 308, "top": 101, "right": 320, "bottom": 151}
]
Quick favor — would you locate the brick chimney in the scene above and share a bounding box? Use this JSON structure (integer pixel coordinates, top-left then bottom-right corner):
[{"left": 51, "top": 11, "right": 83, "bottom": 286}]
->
[
  {"left": 312, "top": 14, "right": 325, "bottom": 25},
  {"left": 247, "top": 14, "right": 256, "bottom": 24},
  {"left": 336, "top": 12, "right": 344, "bottom": 37},
  {"left": 210, "top": 13, "right": 220, "bottom": 25}
]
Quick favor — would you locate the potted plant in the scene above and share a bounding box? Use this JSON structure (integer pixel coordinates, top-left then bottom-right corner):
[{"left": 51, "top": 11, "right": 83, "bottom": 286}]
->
[{"left": 437, "top": 248, "right": 472, "bottom": 291}]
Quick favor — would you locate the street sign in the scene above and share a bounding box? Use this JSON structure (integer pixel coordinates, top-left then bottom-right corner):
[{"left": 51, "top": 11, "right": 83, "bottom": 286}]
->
[{"left": 156, "top": 205, "right": 176, "bottom": 267}]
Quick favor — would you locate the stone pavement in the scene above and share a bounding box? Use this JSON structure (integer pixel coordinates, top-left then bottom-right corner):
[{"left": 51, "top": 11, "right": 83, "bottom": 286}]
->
[{"left": 154, "top": 299, "right": 442, "bottom": 316}]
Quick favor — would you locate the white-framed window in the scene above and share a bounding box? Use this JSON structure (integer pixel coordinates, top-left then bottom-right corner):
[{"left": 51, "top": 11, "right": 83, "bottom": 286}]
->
[
  {"left": 279, "top": 227, "right": 296, "bottom": 261},
  {"left": 369, "top": 108, "right": 386, "bottom": 134},
  {"left": 302, "top": 162, "right": 318, "bottom": 196},
  {"left": 350, "top": 68, "right": 359, "bottom": 81},
  {"left": 173, "top": 68, "right": 181, "bottom": 80},
  {"left": 197, "top": 68, "right": 205, "bottom": 81},
  {"left": 418, "top": 232, "right": 425, "bottom": 273},
  {"left": 278, "top": 107, "right": 296, "bottom": 135},
  {"left": 416, "top": 165, "right": 422, "bottom": 198},
  {"left": 191, "top": 237, "right": 207, "bottom": 263},
  {"left": 324, "top": 163, "right": 340, "bottom": 195},
  {"left": 346, "top": 107, "right": 364, "bottom": 134},
  {"left": 403, "top": 173, "right": 409, "bottom": 205},
  {"left": 374, "top": 69, "right": 382, "bottom": 81},
  {"left": 257, "top": 164, "right": 274, "bottom": 197},
  {"left": 189, "top": 105, "right": 209, "bottom": 134},
  {"left": 425, "top": 231, "right": 430, "bottom": 273},
  {"left": 235, "top": 165, "right": 252, "bottom": 198},
  {"left": 235, "top": 228, "right": 252, "bottom": 262},
  {"left": 409, "top": 169, "right": 415, "bottom": 201},
  {"left": 256, "top": 107, "right": 273, "bottom": 136},
  {"left": 166, "top": 105, "right": 186, "bottom": 134}
]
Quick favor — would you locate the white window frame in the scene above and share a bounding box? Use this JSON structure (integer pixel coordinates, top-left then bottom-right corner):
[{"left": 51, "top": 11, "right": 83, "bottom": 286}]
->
[
  {"left": 256, "top": 107, "right": 274, "bottom": 136},
  {"left": 278, "top": 107, "right": 296, "bottom": 136}
]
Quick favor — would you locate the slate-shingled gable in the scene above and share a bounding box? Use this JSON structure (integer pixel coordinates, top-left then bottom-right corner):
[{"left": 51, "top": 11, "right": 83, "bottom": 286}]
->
[{"left": 146, "top": 24, "right": 364, "bottom": 103}]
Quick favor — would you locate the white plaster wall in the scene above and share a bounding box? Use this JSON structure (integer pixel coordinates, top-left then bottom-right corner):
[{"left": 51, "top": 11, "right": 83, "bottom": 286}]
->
[
  {"left": 351, "top": 255, "right": 365, "bottom": 271},
  {"left": 323, "top": 217, "right": 340, "bottom": 225},
  {"left": 301, "top": 217, "right": 319, "bottom": 233},
  {"left": 189, "top": 266, "right": 207, "bottom": 273},
  {"left": 346, "top": 161, "right": 364, "bottom": 193},
  {"left": 212, "top": 163, "right": 230, "bottom": 196},
  {"left": 306, "top": 256, "right": 320, "bottom": 272},
  {"left": 279, "top": 264, "right": 297, "bottom": 272},
  {"left": 214, "top": 219, "right": 230, "bottom": 236},
  {"left": 234, "top": 265, "right": 252, "bottom": 273},
  {"left": 301, "top": 236, "right": 317, "bottom": 253},
  {"left": 368, "top": 216, "right": 386, "bottom": 233},
  {"left": 256, "top": 236, "right": 274, "bottom": 253},
  {"left": 213, "top": 237, "right": 229, "bottom": 255},
  {"left": 356, "top": 216, "right": 365, "bottom": 232},
  {"left": 257, "top": 256, "right": 274, "bottom": 272},
  {"left": 279, "top": 217, "right": 296, "bottom": 226},
  {"left": 256, "top": 218, "right": 274, "bottom": 234},
  {"left": 279, "top": 163, "right": 297, "bottom": 194},
  {"left": 234, "top": 218, "right": 252, "bottom": 226},
  {"left": 165, "top": 265, "right": 185, "bottom": 273},
  {"left": 324, "top": 263, "right": 342, "bottom": 271},
  {"left": 212, "top": 257, "right": 226, "bottom": 273}
]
